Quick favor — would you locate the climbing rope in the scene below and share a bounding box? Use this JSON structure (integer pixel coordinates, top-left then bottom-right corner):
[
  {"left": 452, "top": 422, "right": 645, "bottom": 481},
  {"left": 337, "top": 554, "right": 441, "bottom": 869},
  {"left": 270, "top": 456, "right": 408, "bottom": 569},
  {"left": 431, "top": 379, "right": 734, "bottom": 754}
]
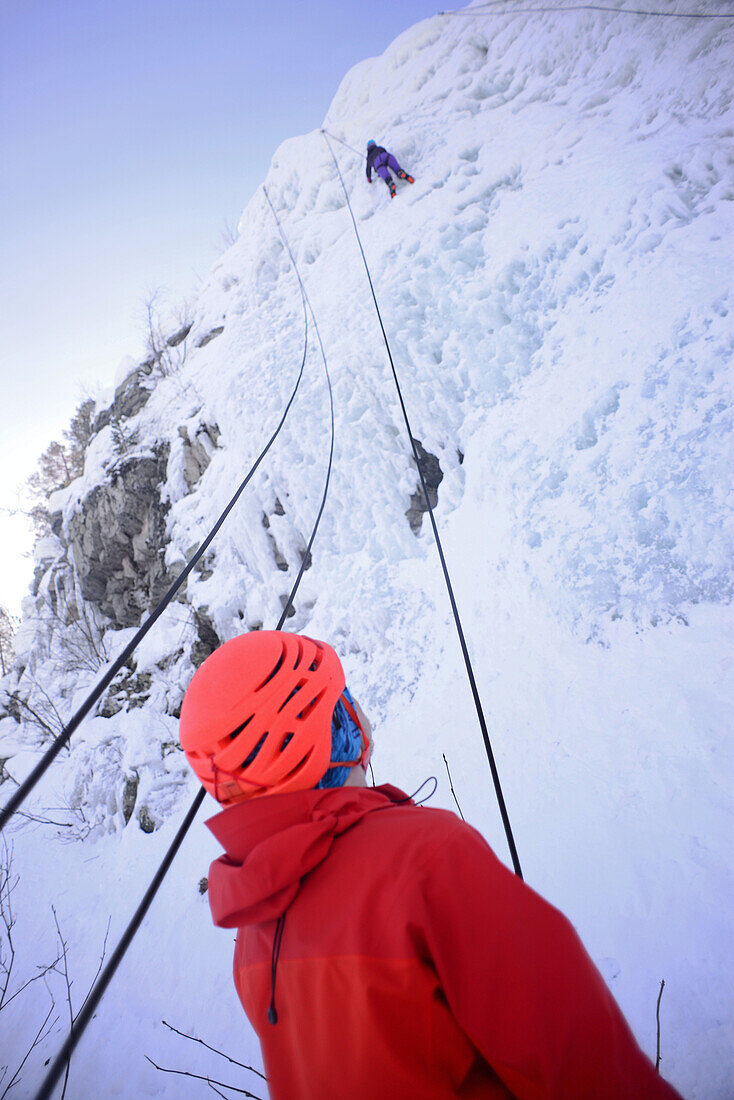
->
[
  {"left": 322, "top": 131, "right": 523, "bottom": 880},
  {"left": 262, "top": 184, "right": 338, "bottom": 623},
  {"left": 33, "top": 787, "right": 206, "bottom": 1100},
  {"left": 320, "top": 129, "right": 365, "bottom": 159},
  {"left": 33, "top": 197, "right": 337, "bottom": 1100},
  {"left": 0, "top": 250, "right": 311, "bottom": 836},
  {"left": 440, "top": 4, "right": 734, "bottom": 17}
]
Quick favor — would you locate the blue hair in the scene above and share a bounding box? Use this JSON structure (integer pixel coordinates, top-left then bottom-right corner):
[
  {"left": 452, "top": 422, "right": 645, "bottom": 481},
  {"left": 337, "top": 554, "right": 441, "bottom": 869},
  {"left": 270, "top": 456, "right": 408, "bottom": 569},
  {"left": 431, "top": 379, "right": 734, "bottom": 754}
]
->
[
  {"left": 316, "top": 686, "right": 362, "bottom": 789},
  {"left": 242, "top": 686, "right": 362, "bottom": 790}
]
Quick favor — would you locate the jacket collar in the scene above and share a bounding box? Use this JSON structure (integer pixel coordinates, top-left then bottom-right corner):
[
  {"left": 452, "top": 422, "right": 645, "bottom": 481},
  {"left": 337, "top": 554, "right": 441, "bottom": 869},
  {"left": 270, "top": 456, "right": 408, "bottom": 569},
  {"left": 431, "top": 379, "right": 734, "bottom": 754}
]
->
[{"left": 206, "top": 784, "right": 409, "bottom": 928}]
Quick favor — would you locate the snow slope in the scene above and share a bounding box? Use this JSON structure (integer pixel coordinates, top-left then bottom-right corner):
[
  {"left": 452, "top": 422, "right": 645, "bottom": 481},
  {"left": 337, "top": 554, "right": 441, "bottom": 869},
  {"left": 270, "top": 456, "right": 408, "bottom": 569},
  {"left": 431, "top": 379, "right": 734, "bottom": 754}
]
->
[{"left": 2, "top": 3, "right": 733, "bottom": 1097}]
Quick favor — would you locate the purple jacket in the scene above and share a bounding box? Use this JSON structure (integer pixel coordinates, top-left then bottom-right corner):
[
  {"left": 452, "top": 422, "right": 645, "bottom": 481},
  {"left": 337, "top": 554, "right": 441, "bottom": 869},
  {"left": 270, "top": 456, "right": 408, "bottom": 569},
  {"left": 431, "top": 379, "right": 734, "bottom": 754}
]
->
[{"left": 366, "top": 144, "right": 388, "bottom": 181}]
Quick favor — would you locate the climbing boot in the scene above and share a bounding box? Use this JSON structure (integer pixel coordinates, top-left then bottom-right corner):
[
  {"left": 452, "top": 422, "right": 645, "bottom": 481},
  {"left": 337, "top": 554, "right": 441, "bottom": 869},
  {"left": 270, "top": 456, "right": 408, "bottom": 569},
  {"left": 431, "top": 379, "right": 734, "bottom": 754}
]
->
[
  {"left": 389, "top": 181, "right": 397, "bottom": 199},
  {"left": 398, "top": 171, "right": 415, "bottom": 184}
]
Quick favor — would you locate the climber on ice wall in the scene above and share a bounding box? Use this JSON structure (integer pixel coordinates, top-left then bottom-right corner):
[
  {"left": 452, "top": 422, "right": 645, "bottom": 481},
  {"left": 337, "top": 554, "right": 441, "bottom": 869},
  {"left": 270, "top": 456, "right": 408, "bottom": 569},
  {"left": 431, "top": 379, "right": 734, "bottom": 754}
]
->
[
  {"left": 366, "top": 138, "right": 414, "bottom": 199},
  {"left": 179, "top": 630, "right": 683, "bottom": 1100}
]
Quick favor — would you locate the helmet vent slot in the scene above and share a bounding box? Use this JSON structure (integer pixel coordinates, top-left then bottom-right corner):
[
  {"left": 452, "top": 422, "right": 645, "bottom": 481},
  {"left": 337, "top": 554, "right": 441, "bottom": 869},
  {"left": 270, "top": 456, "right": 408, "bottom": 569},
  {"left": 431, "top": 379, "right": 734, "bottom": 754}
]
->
[
  {"left": 257, "top": 650, "right": 285, "bottom": 691},
  {"left": 228, "top": 714, "right": 253, "bottom": 740},
  {"left": 241, "top": 731, "right": 267, "bottom": 770},
  {"left": 278, "top": 680, "right": 306, "bottom": 713},
  {"left": 215, "top": 714, "right": 254, "bottom": 751},
  {"left": 297, "top": 688, "right": 326, "bottom": 721}
]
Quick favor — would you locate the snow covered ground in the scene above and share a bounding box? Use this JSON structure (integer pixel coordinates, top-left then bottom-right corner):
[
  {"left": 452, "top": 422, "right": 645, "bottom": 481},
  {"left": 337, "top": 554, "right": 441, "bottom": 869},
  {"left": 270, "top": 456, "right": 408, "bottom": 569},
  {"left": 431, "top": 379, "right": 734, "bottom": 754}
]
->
[{"left": 2, "top": 2, "right": 733, "bottom": 1096}]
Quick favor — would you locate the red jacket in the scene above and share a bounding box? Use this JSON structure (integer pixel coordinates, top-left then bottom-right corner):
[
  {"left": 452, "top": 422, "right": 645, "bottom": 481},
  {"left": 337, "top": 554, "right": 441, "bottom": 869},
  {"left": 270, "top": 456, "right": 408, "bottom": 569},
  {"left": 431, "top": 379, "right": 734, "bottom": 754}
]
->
[{"left": 207, "top": 784, "right": 683, "bottom": 1100}]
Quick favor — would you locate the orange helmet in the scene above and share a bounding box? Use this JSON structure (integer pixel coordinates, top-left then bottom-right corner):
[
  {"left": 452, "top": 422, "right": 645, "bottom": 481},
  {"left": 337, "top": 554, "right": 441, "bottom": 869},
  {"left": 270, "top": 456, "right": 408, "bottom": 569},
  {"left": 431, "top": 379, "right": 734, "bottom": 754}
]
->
[{"left": 179, "top": 630, "right": 350, "bottom": 804}]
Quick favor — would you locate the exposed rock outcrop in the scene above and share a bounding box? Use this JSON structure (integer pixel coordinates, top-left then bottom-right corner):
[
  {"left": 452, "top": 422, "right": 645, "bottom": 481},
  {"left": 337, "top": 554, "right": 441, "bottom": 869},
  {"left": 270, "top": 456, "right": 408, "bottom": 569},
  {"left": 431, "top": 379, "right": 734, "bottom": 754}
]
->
[
  {"left": 406, "top": 439, "right": 444, "bottom": 533},
  {"left": 93, "top": 363, "right": 155, "bottom": 434},
  {"left": 178, "top": 423, "right": 220, "bottom": 490},
  {"left": 261, "top": 511, "right": 289, "bottom": 571},
  {"left": 197, "top": 325, "right": 224, "bottom": 348},
  {"left": 122, "top": 771, "right": 139, "bottom": 824},
  {"left": 137, "top": 805, "right": 157, "bottom": 833},
  {"left": 100, "top": 668, "right": 153, "bottom": 718},
  {"left": 67, "top": 445, "right": 174, "bottom": 628},
  {"left": 167, "top": 323, "right": 192, "bottom": 348},
  {"left": 191, "top": 608, "right": 221, "bottom": 668}
]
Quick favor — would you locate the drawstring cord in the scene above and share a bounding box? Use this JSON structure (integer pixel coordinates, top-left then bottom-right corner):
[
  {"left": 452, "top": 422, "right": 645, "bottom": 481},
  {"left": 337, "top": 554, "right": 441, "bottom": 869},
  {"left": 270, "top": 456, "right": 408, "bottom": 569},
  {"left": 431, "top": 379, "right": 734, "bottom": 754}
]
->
[
  {"left": 267, "top": 913, "right": 287, "bottom": 1025},
  {"left": 264, "top": 779, "right": 436, "bottom": 1027}
]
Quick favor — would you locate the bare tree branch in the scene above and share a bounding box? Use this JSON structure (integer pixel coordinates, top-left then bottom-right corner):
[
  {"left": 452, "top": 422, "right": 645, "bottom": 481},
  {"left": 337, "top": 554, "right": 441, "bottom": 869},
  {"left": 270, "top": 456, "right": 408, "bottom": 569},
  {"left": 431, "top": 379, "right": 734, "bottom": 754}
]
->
[
  {"left": 218, "top": 219, "right": 239, "bottom": 251},
  {"left": 51, "top": 906, "right": 73, "bottom": 1100},
  {"left": 656, "top": 978, "right": 665, "bottom": 1072},
  {"left": 27, "top": 587, "right": 109, "bottom": 675},
  {"left": 162, "top": 1019, "right": 267, "bottom": 1079},
  {"left": 23, "top": 677, "right": 66, "bottom": 736},
  {"left": 75, "top": 917, "right": 111, "bottom": 1021},
  {"left": 2, "top": 688, "right": 64, "bottom": 745},
  {"left": 0, "top": 838, "right": 17, "bottom": 1011},
  {"left": 49, "top": 907, "right": 112, "bottom": 1099},
  {"left": 0, "top": 842, "right": 74, "bottom": 1098},
  {"left": 207, "top": 1081, "right": 230, "bottom": 1100},
  {"left": 1, "top": 840, "right": 63, "bottom": 1015},
  {"left": 0, "top": 606, "right": 17, "bottom": 677},
  {"left": 1, "top": 1001, "right": 57, "bottom": 1100},
  {"left": 141, "top": 289, "right": 193, "bottom": 379},
  {"left": 13, "top": 810, "right": 73, "bottom": 829},
  {"left": 145, "top": 1056, "right": 265, "bottom": 1099},
  {"left": 442, "top": 754, "right": 465, "bottom": 821},
  {"left": 1, "top": 942, "right": 63, "bottom": 1013}
]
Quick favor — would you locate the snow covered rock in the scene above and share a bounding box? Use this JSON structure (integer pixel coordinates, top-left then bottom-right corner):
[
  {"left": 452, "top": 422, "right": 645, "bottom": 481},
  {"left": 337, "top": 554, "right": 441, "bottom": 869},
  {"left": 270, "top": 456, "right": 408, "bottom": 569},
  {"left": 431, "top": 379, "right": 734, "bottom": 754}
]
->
[
  {"left": 93, "top": 360, "right": 155, "bottom": 432},
  {"left": 66, "top": 446, "right": 173, "bottom": 627}
]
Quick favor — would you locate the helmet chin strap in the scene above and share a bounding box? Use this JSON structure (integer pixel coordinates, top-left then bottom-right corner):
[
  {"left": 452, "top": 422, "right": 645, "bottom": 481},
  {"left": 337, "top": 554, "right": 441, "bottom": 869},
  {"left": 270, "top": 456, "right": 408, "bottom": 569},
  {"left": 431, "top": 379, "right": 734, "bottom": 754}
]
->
[
  {"left": 209, "top": 754, "right": 223, "bottom": 802},
  {"left": 209, "top": 754, "right": 265, "bottom": 802}
]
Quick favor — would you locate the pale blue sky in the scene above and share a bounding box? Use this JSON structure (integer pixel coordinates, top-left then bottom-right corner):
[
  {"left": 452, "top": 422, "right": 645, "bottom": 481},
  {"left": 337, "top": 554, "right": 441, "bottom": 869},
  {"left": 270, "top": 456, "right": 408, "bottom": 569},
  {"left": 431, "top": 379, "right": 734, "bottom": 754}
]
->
[{"left": 0, "top": 0, "right": 443, "bottom": 613}]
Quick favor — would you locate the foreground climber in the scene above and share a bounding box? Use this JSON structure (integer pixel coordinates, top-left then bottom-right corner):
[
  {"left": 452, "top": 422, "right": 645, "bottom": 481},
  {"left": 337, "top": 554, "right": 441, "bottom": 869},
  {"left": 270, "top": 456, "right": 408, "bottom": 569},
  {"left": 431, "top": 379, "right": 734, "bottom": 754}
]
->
[
  {"left": 365, "top": 138, "right": 414, "bottom": 198},
  {"left": 179, "top": 630, "right": 683, "bottom": 1100}
]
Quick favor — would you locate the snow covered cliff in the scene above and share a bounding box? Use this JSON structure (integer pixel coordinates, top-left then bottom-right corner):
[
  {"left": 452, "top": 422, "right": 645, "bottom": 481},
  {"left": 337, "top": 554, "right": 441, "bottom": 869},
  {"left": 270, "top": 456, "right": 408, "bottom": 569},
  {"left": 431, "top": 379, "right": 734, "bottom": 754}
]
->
[{"left": 1, "top": 3, "right": 732, "bottom": 1096}]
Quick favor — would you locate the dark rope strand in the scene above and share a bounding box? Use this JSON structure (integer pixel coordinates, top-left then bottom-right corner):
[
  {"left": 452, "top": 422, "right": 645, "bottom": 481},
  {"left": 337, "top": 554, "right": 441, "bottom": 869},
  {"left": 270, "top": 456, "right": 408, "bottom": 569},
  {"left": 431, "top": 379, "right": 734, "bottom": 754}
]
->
[
  {"left": 320, "top": 129, "right": 366, "bottom": 159},
  {"left": 34, "top": 201, "right": 337, "bottom": 1100},
  {"left": 33, "top": 787, "right": 206, "bottom": 1100},
  {"left": 263, "top": 186, "right": 337, "bottom": 630},
  {"left": 1, "top": 292, "right": 309, "bottom": 834},
  {"left": 439, "top": 5, "right": 734, "bottom": 17},
  {"left": 322, "top": 132, "right": 523, "bottom": 879}
]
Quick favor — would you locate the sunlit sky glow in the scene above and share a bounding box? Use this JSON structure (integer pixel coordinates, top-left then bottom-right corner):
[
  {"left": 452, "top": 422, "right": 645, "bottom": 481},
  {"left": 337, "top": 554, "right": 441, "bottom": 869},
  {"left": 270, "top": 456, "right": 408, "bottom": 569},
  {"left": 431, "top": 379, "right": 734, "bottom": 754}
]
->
[{"left": 0, "top": 0, "right": 443, "bottom": 614}]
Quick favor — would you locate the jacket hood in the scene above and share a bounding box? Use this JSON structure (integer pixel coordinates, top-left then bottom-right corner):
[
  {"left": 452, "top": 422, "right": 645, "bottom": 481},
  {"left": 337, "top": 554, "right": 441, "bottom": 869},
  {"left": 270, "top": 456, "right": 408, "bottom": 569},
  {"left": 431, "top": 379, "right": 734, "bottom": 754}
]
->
[{"left": 206, "top": 784, "right": 409, "bottom": 928}]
